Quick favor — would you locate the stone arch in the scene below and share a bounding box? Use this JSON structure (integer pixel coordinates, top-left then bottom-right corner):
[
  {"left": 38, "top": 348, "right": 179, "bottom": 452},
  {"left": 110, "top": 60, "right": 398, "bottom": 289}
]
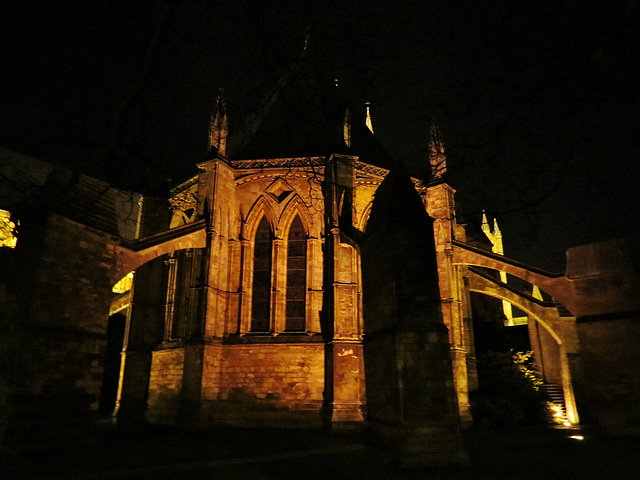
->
[
  {"left": 467, "top": 270, "right": 579, "bottom": 424},
  {"left": 468, "top": 275, "right": 561, "bottom": 343},
  {"left": 243, "top": 196, "right": 278, "bottom": 240},
  {"left": 113, "top": 221, "right": 206, "bottom": 285},
  {"left": 357, "top": 200, "right": 374, "bottom": 232},
  {"left": 451, "top": 241, "right": 577, "bottom": 315},
  {"left": 279, "top": 194, "right": 313, "bottom": 237}
]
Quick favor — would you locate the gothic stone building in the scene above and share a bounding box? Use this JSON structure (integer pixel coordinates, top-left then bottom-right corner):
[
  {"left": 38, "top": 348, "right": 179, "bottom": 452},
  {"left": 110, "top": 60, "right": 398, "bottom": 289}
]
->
[
  {"left": 4, "top": 88, "right": 640, "bottom": 450},
  {"left": 109, "top": 95, "right": 476, "bottom": 429}
]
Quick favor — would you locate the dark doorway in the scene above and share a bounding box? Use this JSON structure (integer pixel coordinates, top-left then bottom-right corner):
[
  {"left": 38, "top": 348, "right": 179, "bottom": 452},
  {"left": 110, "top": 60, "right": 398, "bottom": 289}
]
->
[{"left": 98, "top": 312, "right": 126, "bottom": 415}]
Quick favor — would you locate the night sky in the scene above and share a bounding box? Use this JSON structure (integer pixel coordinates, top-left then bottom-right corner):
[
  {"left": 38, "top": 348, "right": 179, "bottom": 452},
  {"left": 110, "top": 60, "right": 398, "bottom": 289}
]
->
[{"left": 2, "top": 0, "right": 639, "bottom": 271}]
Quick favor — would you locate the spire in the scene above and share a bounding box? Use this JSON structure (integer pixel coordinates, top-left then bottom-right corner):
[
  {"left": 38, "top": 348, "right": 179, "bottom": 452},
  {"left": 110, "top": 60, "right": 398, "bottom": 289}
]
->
[
  {"left": 481, "top": 211, "right": 512, "bottom": 324},
  {"left": 493, "top": 218, "right": 502, "bottom": 238},
  {"left": 429, "top": 122, "right": 446, "bottom": 179},
  {"left": 365, "top": 101, "right": 374, "bottom": 133},
  {"left": 481, "top": 210, "right": 490, "bottom": 235},
  {"left": 208, "top": 89, "right": 228, "bottom": 155},
  {"left": 480, "top": 210, "right": 504, "bottom": 255},
  {"left": 491, "top": 217, "right": 504, "bottom": 255}
]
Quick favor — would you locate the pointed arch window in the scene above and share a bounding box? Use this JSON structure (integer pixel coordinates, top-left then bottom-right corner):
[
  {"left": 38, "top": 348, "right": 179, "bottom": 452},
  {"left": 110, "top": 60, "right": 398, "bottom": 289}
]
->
[
  {"left": 285, "top": 215, "right": 306, "bottom": 331},
  {"left": 251, "top": 216, "right": 272, "bottom": 332}
]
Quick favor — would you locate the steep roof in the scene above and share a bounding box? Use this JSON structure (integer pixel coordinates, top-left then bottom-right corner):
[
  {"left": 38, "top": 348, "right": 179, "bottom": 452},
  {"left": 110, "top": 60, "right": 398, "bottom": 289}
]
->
[{"left": 228, "top": 65, "right": 394, "bottom": 169}]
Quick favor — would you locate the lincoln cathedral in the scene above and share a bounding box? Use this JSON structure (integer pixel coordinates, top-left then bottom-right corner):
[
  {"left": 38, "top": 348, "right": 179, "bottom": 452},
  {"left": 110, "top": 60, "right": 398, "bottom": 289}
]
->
[
  {"left": 2, "top": 71, "right": 640, "bottom": 466},
  {"left": 106, "top": 87, "right": 473, "bottom": 432}
]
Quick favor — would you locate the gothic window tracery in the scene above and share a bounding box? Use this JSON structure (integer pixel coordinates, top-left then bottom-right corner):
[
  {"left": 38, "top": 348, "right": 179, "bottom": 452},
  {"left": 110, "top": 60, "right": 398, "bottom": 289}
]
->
[
  {"left": 285, "top": 215, "right": 306, "bottom": 331},
  {"left": 251, "top": 216, "right": 272, "bottom": 332}
]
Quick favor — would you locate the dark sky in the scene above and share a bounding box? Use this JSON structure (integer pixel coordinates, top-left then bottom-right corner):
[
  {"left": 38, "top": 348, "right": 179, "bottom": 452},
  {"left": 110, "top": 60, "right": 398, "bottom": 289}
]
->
[{"left": 2, "top": 0, "right": 639, "bottom": 270}]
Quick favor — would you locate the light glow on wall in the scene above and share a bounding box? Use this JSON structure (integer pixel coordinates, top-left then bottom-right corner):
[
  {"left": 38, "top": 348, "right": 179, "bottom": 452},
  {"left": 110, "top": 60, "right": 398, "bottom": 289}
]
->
[
  {"left": 0, "top": 209, "right": 17, "bottom": 248},
  {"left": 112, "top": 272, "right": 134, "bottom": 294}
]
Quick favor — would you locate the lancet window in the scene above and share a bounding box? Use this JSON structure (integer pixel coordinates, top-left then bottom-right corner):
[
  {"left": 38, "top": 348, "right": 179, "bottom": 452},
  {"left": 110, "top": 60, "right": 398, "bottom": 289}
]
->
[
  {"left": 251, "top": 216, "right": 272, "bottom": 332},
  {"left": 285, "top": 215, "right": 306, "bottom": 331}
]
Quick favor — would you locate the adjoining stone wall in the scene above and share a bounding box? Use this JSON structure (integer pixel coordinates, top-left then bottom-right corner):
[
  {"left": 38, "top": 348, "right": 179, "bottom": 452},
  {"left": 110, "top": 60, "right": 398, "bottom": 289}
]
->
[
  {"left": 2, "top": 213, "right": 117, "bottom": 453},
  {"left": 218, "top": 343, "right": 324, "bottom": 407},
  {"left": 147, "top": 348, "right": 186, "bottom": 423},
  {"left": 529, "top": 320, "right": 563, "bottom": 386},
  {"left": 576, "top": 314, "right": 640, "bottom": 435},
  {"left": 146, "top": 341, "right": 325, "bottom": 425}
]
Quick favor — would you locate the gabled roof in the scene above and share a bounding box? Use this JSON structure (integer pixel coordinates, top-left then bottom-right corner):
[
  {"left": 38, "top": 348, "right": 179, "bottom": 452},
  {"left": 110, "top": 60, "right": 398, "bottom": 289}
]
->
[{"left": 228, "top": 65, "right": 394, "bottom": 170}]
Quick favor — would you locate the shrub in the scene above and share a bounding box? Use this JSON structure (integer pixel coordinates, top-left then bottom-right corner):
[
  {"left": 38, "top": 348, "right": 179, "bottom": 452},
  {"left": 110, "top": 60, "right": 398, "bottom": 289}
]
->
[{"left": 470, "top": 350, "right": 550, "bottom": 428}]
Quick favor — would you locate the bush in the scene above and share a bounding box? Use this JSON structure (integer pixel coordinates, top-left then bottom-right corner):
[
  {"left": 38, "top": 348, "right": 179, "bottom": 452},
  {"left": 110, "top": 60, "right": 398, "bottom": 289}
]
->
[{"left": 470, "top": 350, "right": 550, "bottom": 429}]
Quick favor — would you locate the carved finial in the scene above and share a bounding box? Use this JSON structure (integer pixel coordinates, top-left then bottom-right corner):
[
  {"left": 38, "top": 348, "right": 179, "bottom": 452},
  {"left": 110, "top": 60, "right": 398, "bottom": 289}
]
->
[
  {"left": 208, "top": 89, "right": 228, "bottom": 155},
  {"left": 493, "top": 217, "right": 502, "bottom": 238},
  {"left": 481, "top": 210, "right": 491, "bottom": 236},
  {"left": 429, "top": 122, "right": 446, "bottom": 178},
  {"left": 481, "top": 211, "right": 511, "bottom": 323},
  {"left": 365, "top": 101, "right": 374, "bottom": 133},
  {"left": 481, "top": 212, "right": 504, "bottom": 256}
]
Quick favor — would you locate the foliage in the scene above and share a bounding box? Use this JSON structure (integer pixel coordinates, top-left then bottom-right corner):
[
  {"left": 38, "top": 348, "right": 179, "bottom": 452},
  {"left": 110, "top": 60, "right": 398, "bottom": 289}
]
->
[
  {"left": 470, "top": 350, "right": 550, "bottom": 429},
  {"left": 511, "top": 351, "right": 544, "bottom": 391}
]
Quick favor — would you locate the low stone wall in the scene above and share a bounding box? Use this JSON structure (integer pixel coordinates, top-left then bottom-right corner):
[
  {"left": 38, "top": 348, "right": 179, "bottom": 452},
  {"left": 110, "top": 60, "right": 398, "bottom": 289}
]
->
[
  {"left": 146, "top": 342, "right": 325, "bottom": 426},
  {"left": 216, "top": 343, "right": 324, "bottom": 408},
  {"left": 200, "top": 342, "right": 325, "bottom": 426},
  {"left": 147, "top": 348, "right": 186, "bottom": 423},
  {"left": 576, "top": 314, "right": 640, "bottom": 435}
]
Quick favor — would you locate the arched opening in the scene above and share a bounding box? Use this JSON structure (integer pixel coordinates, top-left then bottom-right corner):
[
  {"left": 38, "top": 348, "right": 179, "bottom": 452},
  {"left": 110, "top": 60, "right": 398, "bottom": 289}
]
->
[
  {"left": 467, "top": 278, "right": 579, "bottom": 426},
  {"left": 285, "top": 215, "right": 306, "bottom": 331},
  {"left": 98, "top": 312, "right": 126, "bottom": 415},
  {"left": 108, "top": 246, "right": 204, "bottom": 422},
  {"left": 251, "top": 216, "right": 272, "bottom": 332}
]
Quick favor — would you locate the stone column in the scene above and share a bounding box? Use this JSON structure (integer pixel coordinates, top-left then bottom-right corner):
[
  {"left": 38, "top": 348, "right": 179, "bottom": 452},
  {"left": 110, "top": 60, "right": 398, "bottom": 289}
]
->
[
  {"left": 426, "top": 181, "right": 473, "bottom": 426},
  {"left": 113, "top": 258, "right": 165, "bottom": 423},
  {"left": 362, "top": 166, "right": 467, "bottom": 467},
  {"left": 322, "top": 155, "right": 365, "bottom": 427}
]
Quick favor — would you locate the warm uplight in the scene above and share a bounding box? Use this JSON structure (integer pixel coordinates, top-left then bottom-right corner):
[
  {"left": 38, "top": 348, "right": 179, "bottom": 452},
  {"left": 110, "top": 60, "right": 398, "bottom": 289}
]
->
[
  {"left": 0, "top": 209, "right": 17, "bottom": 248},
  {"left": 548, "top": 402, "right": 567, "bottom": 424},
  {"left": 112, "top": 272, "right": 134, "bottom": 294},
  {"left": 569, "top": 435, "right": 584, "bottom": 441}
]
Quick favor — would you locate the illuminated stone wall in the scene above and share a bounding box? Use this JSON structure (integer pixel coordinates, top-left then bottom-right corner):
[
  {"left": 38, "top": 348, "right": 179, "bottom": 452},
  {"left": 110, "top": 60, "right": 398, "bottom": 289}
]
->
[
  {"left": 137, "top": 155, "right": 368, "bottom": 426},
  {"left": 2, "top": 212, "right": 118, "bottom": 452},
  {"left": 21, "top": 214, "right": 115, "bottom": 394},
  {"left": 215, "top": 344, "right": 324, "bottom": 408},
  {"left": 147, "top": 348, "right": 186, "bottom": 423},
  {"left": 576, "top": 315, "right": 640, "bottom": 434},
  {"left": 146, "top": 342, "right": 325, "bottom": 424},
  {"left": 426, "top": 181, "right": 475, "bottom": 425}
]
